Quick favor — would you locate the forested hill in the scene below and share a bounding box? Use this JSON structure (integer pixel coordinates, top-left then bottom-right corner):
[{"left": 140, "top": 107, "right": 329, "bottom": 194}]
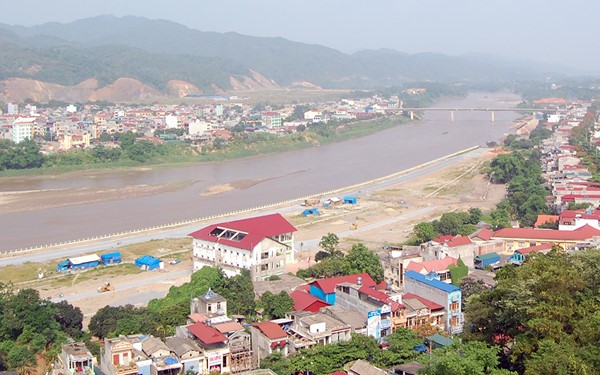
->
[{"left": 0, "top": 15, "right": 562, "bottom": 97}]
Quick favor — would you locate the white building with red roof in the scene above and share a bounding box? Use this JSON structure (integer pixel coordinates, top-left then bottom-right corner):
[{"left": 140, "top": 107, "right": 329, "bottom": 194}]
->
[
  {"left": 249, "top": 321, "right": 289, "bottom": 364},
  {"left": 189, "top": 213, "right": 297, "bottom": 281},
  {"left": 558, "top": 209, "right": 600, "bottom": 231},
  {"left": 492, "top": 225, "right": 600, "bottom": 251},
  {"left": 405, "top": 256, "right": 458, "bottom": 284}
]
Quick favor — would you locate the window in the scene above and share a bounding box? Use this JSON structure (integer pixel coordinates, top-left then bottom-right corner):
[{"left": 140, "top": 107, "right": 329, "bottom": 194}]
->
[
  {"left": 223, "top": 355, "right": 227, "bottom": 367},
  {"left": 113, "top": 354, "right": 119, "bottom": 365},
  {"left": 217, "top": 302, "right": 221, "bottom": 310},
  {"left": 450, "top": 302, "right": 459, "bottom": 313}
]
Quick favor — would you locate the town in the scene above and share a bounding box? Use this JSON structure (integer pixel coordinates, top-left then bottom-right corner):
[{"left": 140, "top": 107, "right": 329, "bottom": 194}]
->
[
  {"left": 0, "top": 92, "right": 407, "bottom": 162},
  {"left": 2, "top": 96, "right": 600, "bottom": 374}
]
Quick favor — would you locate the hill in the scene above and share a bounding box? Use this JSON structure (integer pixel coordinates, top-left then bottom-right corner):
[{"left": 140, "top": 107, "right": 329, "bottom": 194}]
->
[{"left": 0, "top": 16, "right": 566, "bottom": 102}]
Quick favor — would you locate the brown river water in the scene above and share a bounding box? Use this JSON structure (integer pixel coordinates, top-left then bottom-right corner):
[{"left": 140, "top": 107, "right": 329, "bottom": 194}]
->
[{"left": 0, "top": 92, "right": 522, "bottom": 250}]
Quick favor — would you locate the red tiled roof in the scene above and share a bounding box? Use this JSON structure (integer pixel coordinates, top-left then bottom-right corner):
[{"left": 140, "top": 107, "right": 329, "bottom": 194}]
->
[
  {"left": 561, "top": 194, "right": 600, "bottom": 202},
  {"left": 534, "top": 215, "right": 559, "bottom": 228},
  {"left": 447, "top": 236, "right": 472, "bottom": 247},
  {"left": 251, "top": 321, "right": 288, "bottom": 340},
  {"left": 516, "top": 243, "right": 554, "bottom": 255},
  {"left": 188, "top": 213, "right": 297, "bottom": 251},
  {"left": 472, "top": 227, "right": 494, "bottom": 241},
  {"left": 406, "top": 256, "right": 458, "bottom": 274},
  {"left": 290, "top": 290, "right": 330, "bottom": 313},
  {"left": 403, "top": 293, "right": 444, "bottom": 311},
  {"left": 310, "top": 273, "right": 376, "bottom": 294},
  {"left": 559, "top": 210, "right": 600, "bottom": 220},
  {"left": 432, "top": 235, "right": 453, "bottom": 244},
  {"left": 376, "top": 281, "right": 387, "bottom": 290},
  {"left": 533, "top": 97, "right": 568, "bottom": 105},
  {"left": 187, "top": 322, "right": 227, "bottom": 345},
  {"left": 493, "top": 225, "right": 600, "bottom": 241}
]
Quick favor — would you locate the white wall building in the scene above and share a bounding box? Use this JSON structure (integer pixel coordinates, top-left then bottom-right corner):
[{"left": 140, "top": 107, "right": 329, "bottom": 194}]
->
[
  {"left": 189, "top": 213, "right": 297, "bottom": 281},
  {"left": 165, "top": 114, "right": 179, "bottom": 129},
  {"left": 12, "top": 117, "right": 36, "bottom": 144}
]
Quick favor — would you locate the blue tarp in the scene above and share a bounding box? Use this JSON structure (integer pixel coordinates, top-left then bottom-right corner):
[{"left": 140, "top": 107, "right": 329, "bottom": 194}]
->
[
  {"left": 135, "top": 255, "right": 161, "bottom": 270},
  {"left": 57, "top": 260, "right": 70, "bottom": 271},
  {"left": 164, "top": 357, "right": 178, "bottom": 365},
  {"left": 302, "top": 208, "right": 320, "bottom": 216},
  {"left": 101, "top": 252, "right": 122, "bottom": 265},
  {"left": 343, "top": 196, "right": 357, "bottom": 204}
]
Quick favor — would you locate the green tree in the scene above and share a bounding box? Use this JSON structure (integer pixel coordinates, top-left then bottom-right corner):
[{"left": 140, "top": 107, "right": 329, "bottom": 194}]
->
[
  {"left": 319, "top": 233, "right": 340, "bottom": 257},
  {"left": 421, "top": 342, "right": 515, "bottom": 375},
  {"left": 413, "top": 222, "right": 438, "bottom": 244},
  {"left": 259, "top": 291, "right": 294, "bottom": 319},
  {"left": 341, "top": 243, "right": 384, "bottom": 283}
]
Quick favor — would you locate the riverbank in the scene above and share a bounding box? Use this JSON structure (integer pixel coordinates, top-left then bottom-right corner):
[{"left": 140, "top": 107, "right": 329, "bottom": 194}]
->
[
  {"left": 0, "top": 114, "right": 409, "bottom": 179},
  {"left": 0, "top": 92, "right": 523, "bottom": 251}
]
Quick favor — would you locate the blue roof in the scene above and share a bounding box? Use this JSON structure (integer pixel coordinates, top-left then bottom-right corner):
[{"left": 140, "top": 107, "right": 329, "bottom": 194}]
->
[
  {"left": 101, "top": 252, "right": 121, "bottom": 259},
  {"left": 404, "top": 270, "right": 460, "bottom": 293},
  {"left": 135, "top": 255, "right": 160, "bottom": 265}
]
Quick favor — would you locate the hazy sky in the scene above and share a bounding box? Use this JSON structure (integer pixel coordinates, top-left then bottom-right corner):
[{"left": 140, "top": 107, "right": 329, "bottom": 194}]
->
[{"left": 2, "top": 0, "right": 599, "bottom": 72}]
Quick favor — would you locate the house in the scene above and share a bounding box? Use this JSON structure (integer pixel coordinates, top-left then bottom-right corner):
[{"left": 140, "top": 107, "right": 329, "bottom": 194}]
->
[
  {"left": 101, "top": 337, "right": 139, "bottom": 375},
  {"left": 558, "top": 209, "right": 600, "bottom": 231},
  {"left": 403, "top": 271, "right": 462, "bottom": 334},
  {"left": 286, "top": 311, "right": 352, "bottom": 353},
  {"left": 347, "top": 359, "right": 388, "bottom": 375},
  {"left": 405, "top": 256, "right": 458, "bottom": 284},
  {"left": 509, "top": 243, "right": 554, "bottom": 266},
  {"left": 321, "top": 305, "right": 367, "bottom": 335},
  {"left": 141, "top": 336, "right": 182, "bottom": 375},
  {"left": 309, "top": 273, "right": 376, "bottom": 305},
  {"left": 380, "top": 246, "right": 423, "bottom": 291},
  {"left": 189, "top": 213, "right": 297, "bottom": 281},
  {"left": 334, "top": 280, "right": 404, "bottom": 339},
  {"left": 394, "top": 361, "right": 426, "bottom": 375},
  {"left": 290, "top": 290, "right": 331, "bottom": 313},
  {"left": 492, "top": 225, "right": 600, "bottom": 251},
  {"left": 182, "top": 322, "right": 230, "bottom": 374},
  {"left": 402, "top": 293, "right": 445, "bottom": 331},
  {"left": 190, "top": 288, "right": 227, "bottom": 317},
  {"left": 165, "top": 337, "right": 202, "bottom": 374},
  {"left": 250, "top": 321, "right": 289, "bottom": 364},
  {"left": 55, "top": 342, "right": 94, "bottom": 375}
]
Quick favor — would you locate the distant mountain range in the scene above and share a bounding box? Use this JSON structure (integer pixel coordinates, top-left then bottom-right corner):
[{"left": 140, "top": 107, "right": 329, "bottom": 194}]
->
[{"left": 0, "top": 15, "right": 570, "bottom": 102}]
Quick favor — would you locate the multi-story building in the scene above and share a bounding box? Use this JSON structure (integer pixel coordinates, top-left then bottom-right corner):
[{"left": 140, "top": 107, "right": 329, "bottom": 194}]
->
[
  {"left": 12, "top": 117, "right": 36, "bottom": 143},
  {"left": 190, "top": 288, "right": 227, "bottom": 316},
  {"left": 403, "top": 270, "right": 463, "bottom": 334},
  {"left": 55, "top": 342, "right": 94, "bottom": 375},
  {"left": 183, "top": 322, "right": 231, "bottom": 374},
  {"left": 189, "top": 213, "right": 297, "bottom": 281},
  {"left": 101, "top": 337, "right": 139, "bottom": 375}
]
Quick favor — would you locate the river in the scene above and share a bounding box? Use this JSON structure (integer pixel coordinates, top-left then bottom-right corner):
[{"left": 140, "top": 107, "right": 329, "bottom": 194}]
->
[{"left": 0, "top": 92, "right": 522, "bottom": 251}]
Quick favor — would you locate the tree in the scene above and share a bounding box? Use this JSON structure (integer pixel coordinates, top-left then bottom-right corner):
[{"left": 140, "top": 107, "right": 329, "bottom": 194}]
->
[
  {"left": 319, "top": 233, "right": 340, "bottom": 257},
  {"left": 413, "top": 222, "right": 438, "bottom": 244},
  {"left": 421, "top": 342, "right": 515, "bottom": 375},
  {"left": 341, "top": 243, "right": 384, "bottom": 283},
  {"left": 54, "top": 301, "right": 83, "bottom": 338},
  {"left": 259, "top": 291, "right": 294, "bottom": 319},
  {"left": 468, "top": 208, "right": 483, "bottom": 225}
]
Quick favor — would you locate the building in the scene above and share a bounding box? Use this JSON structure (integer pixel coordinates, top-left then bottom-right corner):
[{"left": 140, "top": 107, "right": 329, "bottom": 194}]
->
[
  {"left": 12, "top": 117, "right": 36, "bottom": 143},
  {"left": 165, "top": 337, "right": 204, "bottom": 373},
  {"left": 181, "top": 322, "right": 231, "bottom": 374},
  {"left": 333, "top": 280, "right": 404, "bottom": 339},
  {"left": 262, "top": 112, "right": 282, "bottom": 128},
  {"left": 403, "top": 270, "right": 462, "bottom": 334},
  {"left": 55, "top": 342, "right": 94, "bottom": 375},
  {"left": 249, "top": 321, "right": 289, "bottom": 364},
  {"left": 286, "top": 311, "right": 352, "bottom": 353},
  {"left": 347, "top": 359, "right": 388, "bottom": 375},
  {"left": 401, "top": 293, "right": 445, "bottom": 331},
  {"left": 190, "top": 289, "right": 227, "bottom": 316},
  {"left": 309, "top": 273, "right": 376, "bottom": 305},
  {"left": 101, "top": 337, "right": 139, "bottom": 375},
  {"left": 189, "top": 213, "right": 297, "bottom": 281},
  {"left": 381, "top": 246, "right": 422, "bottom": 291},
  {"left": 141, "top": 337, "right": 182, "bottom": 375},
  {"left": 405, "top": 256, "right": 458, "bottom": 284},
  {"left": 290, "top": 290, "right": 331, "bottom": 313},
  {"left": 492, "top": 225, "right": 600, "bottom": 251}
]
